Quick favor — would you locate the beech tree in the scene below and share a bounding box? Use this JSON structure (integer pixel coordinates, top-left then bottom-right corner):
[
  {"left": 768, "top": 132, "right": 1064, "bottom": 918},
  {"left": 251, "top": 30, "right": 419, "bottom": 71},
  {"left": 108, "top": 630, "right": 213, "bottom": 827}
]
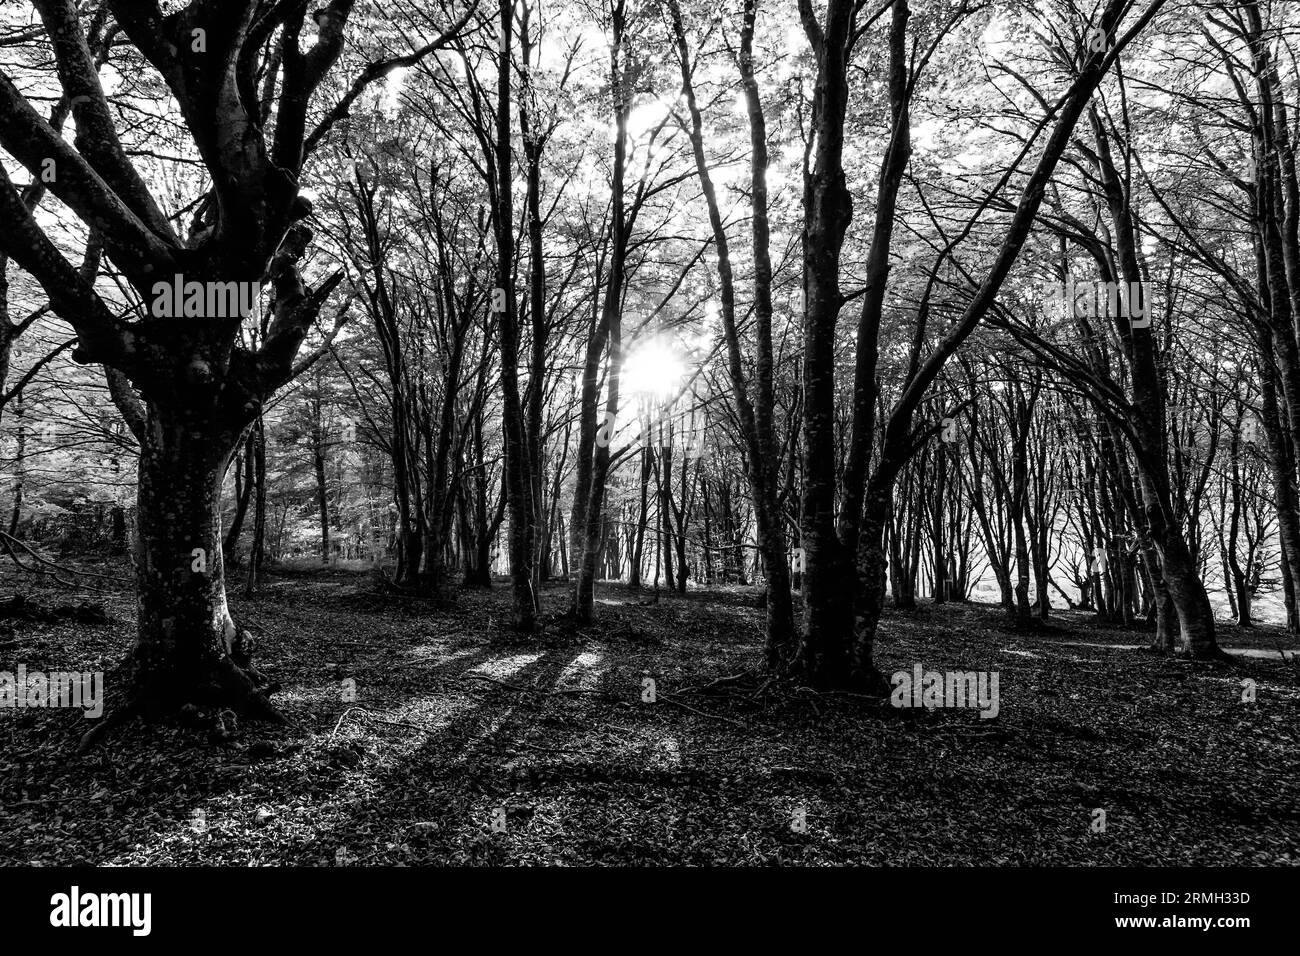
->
[
  {"left": 0, "top": 0, "right": 470, "bottom": 737},
  {"left": 667, "top": 0, "right": 795, "bottom": 667},
  {"left": 1, "top": 0, "right": 1293, "bottom": 740},
  {"left": 793, "top": 0, "right": 1167, "bottom": 689}
]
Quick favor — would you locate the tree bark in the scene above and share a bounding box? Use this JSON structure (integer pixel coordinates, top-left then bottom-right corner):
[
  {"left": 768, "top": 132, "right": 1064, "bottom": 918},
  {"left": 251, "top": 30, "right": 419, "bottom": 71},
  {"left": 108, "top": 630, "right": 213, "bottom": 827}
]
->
[
  {"left": 133, "top": 404, "right": 280, "bottom": 722},
  {"left": 493, "top": 0, "right": 539, "bottom": 632}
]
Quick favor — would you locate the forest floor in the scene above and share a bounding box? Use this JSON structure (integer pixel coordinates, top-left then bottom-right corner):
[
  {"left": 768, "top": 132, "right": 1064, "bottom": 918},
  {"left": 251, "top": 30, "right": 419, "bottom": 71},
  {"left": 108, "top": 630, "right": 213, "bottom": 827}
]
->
[{"left": 1, "top": 565, "right": 1298, "bottom": 866}]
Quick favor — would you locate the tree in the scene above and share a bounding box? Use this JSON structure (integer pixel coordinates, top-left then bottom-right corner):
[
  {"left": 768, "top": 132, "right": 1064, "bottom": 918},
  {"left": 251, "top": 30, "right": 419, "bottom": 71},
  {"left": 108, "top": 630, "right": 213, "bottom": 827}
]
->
[
  {"left": 0, "top": 0, "right": 468, "bottom": 736},
  {"left": 793, "top": 0, "right": 1167, "bottom": 689}
]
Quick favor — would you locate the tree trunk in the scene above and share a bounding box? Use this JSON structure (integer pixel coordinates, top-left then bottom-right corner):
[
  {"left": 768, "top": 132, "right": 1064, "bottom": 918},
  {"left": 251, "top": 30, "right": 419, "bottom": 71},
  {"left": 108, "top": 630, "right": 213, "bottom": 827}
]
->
[
  {"left": 244, "top": 415, "right": 267, "bottom": 599},
  {"left": 931, "top": 444, "right": 948, "bottom": 603},
  {"left": 667, "top": 0, "right": 794, "bottom": 664},
  {"left": 132, "top": 405, "right": 281, "bottom": 722},
  {"left": 493, "top": 0, "right": 538, "bottom": 633},
  {"left": 313, "top": 428, "right": 330, "bottom": 565},
  {"left": 794, "top": 0, "right": 858, "bottom": 689},
  {"left": 222, "top": 432, "right": 254, "bottom": 564},
  {"left": 110, "top": 505, "right": 127, "bottom": 556},
  {"left": 7, "top": 397, "right": 24, "bottom": 536},
  {"left": 1010, "top": 396, "right": 1032, "bottom": 624},
  {"left": 572, "top": 1, "right": 630, "bottom": 624}
]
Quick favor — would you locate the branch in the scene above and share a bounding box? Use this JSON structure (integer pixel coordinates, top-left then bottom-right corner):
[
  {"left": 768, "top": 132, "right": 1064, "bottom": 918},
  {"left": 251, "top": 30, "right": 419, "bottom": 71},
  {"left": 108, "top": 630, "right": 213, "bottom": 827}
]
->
[
  {"left": 0, "top": 338, "right": 76, "bottom": 408},
  {"left": 0, "top": 70, "right": 176, "bottom": 278},
  {"left": 254, "top": 255, "right": 347, "bottom": 391},
  {"left": 33, "top": 0, "right": 177, "bottom": 242},
  {"left": 0, "top": 530, "right": 125, "bottom": 592},
  {"left": 273, "top": 0, "right": 355, "bottom": 170},
  {"left": 798, "top": 0, "right": 826, "bottom": 52},
  {"left": 289, "top": 293, "right": 356, "bottom": 378},
  {"left": 0, "top": 163, "right": 136, "bottom": 370},
  {"left": 105, "top": 366, "right": 147, "bottom": 442},
  {"left": 302, "top": 1, "right": 480, "bottom": 157}
]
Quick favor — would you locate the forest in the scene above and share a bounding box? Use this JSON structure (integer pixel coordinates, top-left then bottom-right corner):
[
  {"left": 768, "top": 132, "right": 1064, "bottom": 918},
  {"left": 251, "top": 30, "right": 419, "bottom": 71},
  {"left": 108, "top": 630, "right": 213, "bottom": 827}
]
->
[{"left": 0, "top": 0, "right": 1297, "bottom": 873}]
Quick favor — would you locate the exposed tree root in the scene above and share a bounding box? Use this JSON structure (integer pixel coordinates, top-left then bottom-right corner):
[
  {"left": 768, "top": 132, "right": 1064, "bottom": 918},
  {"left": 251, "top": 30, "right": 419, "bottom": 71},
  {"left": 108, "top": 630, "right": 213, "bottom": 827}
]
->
[
  {"left": 331, "top": 705, "right": 429, "bottom": 736},
  {"left": 372, "top": 567, "right": 442, "bottom": 598},
  {"left": 74, "top": 636, "right": 288, "bottom": 754},
  {"left": 75, "top": 702, "right": 139, "bottom": 755},
  {"left": 1175, "top": 644, "right": 1238, "bottom": 667},
  {"left": 696, "top": 670, "right": 755, "bottom": 694}
]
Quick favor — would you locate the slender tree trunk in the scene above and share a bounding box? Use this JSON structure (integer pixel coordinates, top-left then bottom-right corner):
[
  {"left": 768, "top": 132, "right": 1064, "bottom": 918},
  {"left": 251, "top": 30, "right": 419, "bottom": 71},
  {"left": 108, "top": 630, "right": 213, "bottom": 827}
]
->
[
  {"left": 573, "top": 1, "right": 630, "bottom": 623},
  {"left": 244, "top": 415, "right": 267, "bottom": 599},
  {"left": 7, "top": 396, "right": 23, "bottom": 536},
  {"left": 493, "top": 0, "right": 538, "bottom": 632},
  {"left": 313, "top": 428, "right": 330, "bottom": 565},
  {"left": 668, "top": 0, "right": 794, "bottom": 665},
  {"left": 222, "top": 432, "right": 254, "bottom": 563},
  {"left": 931, "top": 444, "right": 948, "bottom": 603},
  {"left": 1010, "top": 398, "right": 1032, "bottom": 624}
]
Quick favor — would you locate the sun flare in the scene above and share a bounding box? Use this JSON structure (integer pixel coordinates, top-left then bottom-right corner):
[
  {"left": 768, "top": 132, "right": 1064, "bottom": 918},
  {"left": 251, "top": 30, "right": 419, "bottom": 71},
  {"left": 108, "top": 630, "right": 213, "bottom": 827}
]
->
[{"left": 622, "top": 339, "right": 685, "bottom": 401}]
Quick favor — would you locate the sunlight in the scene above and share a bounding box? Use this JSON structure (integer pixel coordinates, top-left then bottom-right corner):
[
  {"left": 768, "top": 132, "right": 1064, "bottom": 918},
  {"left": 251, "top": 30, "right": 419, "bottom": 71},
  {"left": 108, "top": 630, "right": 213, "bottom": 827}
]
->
[
  {"left": 655, "top": 735, "right": 682, "bottom": 769},
  {"left": 622, "top": 338, "right": 685, "bottom": 401},
  {"left": 469, "top": 653, "right": 543, "bottom": 680},
  {"left": 380, "top": 66, "right": 408, "bottom": 116},
  {"left": 10, "top": 0, "right": 1295, "bottom": 883},
  {"left": 627, "top": 98, "right": 673, "bottom": 141},
  {"left": 783, "top": 25, "right": 803, "bottom": 56},
  {"left": 556, "top": 651, "right": 604, "bottom": 691}
]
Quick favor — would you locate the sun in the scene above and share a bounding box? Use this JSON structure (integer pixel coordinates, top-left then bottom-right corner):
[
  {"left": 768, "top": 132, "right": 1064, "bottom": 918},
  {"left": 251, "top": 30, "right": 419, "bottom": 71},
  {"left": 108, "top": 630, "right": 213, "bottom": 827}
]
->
[{"left": 622, "top": 338, "right": 684, "bottom": 401}]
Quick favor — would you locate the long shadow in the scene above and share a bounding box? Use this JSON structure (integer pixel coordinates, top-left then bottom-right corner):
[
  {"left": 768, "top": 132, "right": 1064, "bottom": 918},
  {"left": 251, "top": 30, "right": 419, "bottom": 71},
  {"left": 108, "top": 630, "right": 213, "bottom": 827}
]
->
[
  {"left": 265, "top": 645, "right": 581, "bottom": 864},
  {"left": 3, "top": 589, "right": 513, "bottom": 864},
  {"left": 56, "top": 643, "right": 557, "bottom": 865}
]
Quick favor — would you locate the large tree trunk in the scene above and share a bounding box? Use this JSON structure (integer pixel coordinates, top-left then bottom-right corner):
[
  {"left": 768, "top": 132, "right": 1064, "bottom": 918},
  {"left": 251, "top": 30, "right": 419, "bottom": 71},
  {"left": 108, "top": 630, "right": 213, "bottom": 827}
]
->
[
  {"left": 1155, "top": 531, "right": 1218, "bottom": 657},
  {"left": 0, "top": 0, "right": 362, "bottom": 752},
  {"left": 794, "top": 0, "right": 858, "bottom": 689},
  {"left": 131, "top": 405, "right": 281, "bottom": 723},
  {"left": 1140, "top": 542, "right": 1177, "bottom": 650},
  {"left": 1088, "top": 105, "right": 1219, "bottom": 657}
]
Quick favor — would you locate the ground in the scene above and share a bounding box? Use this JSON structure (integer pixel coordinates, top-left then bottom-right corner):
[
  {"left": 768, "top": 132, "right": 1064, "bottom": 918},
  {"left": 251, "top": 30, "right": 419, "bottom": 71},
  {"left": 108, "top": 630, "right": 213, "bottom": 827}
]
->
[{"left": 1, "top": 565, "right": 1297, "bottom": 865}]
